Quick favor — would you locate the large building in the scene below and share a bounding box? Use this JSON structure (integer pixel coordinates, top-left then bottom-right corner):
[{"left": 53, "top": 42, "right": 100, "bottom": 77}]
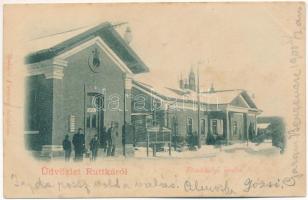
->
[
  {"left": 131, "top": 72, "right": 261, "bottom": 148},
  {"left": 25, "top": 22, "right": 149, "bottom": 156},
  {"left": 24, "top": 22, "right": 261, "bottom": 157}
]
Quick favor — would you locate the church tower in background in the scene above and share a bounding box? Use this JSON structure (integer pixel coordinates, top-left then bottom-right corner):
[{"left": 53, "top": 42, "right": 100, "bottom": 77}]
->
[
  {"left": 179, "top": 68, "right": 196, "bottom": 91},
  {"left": 188, "top": 68, "right": 196, "bottom": 91}
]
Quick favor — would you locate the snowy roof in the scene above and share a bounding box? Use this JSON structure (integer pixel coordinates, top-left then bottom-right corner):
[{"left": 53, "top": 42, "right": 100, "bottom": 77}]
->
[
  {"left": 133, "top": 75, "right": 258, "bottom": 109},
  {"left": 25, "top": 22, "right": 149, "bottom": 74},
  {"left": 27, "top": 25, "right": 95, "bottom": 53},
  {"left": 133, "top": 75, "right": 198, "bottom": 102},
  {"left": 201, "top": 90, "right": 243, "bottom": 105}
]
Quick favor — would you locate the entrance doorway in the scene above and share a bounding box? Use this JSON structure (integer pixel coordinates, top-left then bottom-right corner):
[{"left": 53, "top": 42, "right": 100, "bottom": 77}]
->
[{"left": 85, "top": 92, "right": 104, "bottom": 148}]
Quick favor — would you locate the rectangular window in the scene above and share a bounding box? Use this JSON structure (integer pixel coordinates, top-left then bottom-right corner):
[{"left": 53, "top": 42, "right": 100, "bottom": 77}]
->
[
  {"left": 92, "top": 114, "right": 97, "bottom": 128},
  {"left": 212, "top": 120, "right": 218, "bottom": 135},
  {"left": 201, "top": 119, "right": 206, "bottom": 135},
  {"left": 211, "top": 119, "right": 223, "bottom": 136},
  {"left": 152, "top": 111, "right": 159, "bottom": 126},
  {"left": 86, "top": 115, "right": 91, "bottom": 128}
]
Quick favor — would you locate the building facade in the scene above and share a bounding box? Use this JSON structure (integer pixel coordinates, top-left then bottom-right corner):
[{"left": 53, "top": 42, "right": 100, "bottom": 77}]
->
[
  {"left": 24, "top": 21, "right": 261, "bottom": 157},
  {"left": 25, "top": 22, "right": 148, "bottom": 155},
  {"left": 131, "top": 74, "right": 261, "bottom": 147}
]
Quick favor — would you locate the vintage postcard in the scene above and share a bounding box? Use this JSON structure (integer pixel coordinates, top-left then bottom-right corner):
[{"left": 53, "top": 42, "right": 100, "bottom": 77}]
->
[{"left": 3, "top": 2, "right": 306, "bottom": 198}]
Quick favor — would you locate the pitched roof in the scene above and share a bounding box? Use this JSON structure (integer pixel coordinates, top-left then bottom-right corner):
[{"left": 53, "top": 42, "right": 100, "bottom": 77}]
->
[
  {"left": 201, "top": 90, "right": 244, "bottom": 105},
  {"left": 133, "top": 76, "right": 259, "bottom": 109},
  {"left": 25, "top": 22, "right": 149, "bottom": 74},
  {"left": 132, "top": 77, "right": 198, "bottom": 102}
]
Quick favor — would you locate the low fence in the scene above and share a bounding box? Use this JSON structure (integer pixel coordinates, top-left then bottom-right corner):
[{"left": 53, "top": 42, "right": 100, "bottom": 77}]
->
[{"left": 145, "top": 127, "right": 172, "bottom": 157}]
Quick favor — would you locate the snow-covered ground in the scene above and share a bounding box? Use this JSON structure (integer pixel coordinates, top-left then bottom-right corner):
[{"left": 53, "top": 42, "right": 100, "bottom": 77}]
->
[
  {"left": 33, "top": 141, "right": 281, "bottom": 161},
  {"left": 134, "top": 141, "right": 281, "bottom": 159}
]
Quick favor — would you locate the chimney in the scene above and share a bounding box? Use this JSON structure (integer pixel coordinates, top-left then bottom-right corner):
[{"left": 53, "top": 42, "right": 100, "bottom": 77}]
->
[{"left": 124, "top": 26, "right": 132, "bottom": 44}]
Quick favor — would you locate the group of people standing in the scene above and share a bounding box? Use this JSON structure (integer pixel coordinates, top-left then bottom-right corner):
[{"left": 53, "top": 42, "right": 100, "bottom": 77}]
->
[
  {"left": 62, "top": 121, "right": 124, "bottom": 162},
  {"left": 62, "top": 128, "right": 85, "bottom": 162}
]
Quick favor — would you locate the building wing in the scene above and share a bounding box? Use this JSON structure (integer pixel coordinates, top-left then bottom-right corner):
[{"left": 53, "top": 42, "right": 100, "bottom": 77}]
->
[{"left": 133, "top": 77, "right": 260, "bottom": 113}]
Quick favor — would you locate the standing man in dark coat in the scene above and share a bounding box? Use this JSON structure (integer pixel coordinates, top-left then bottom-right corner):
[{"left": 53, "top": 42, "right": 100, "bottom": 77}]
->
[
  {"left": 90, "top": 134, "right": 99, "bottom": 161},
  {"left": 62, "top": 134, "right": 71, "bottom": 162},
  {"left": 72, "top": 128, "right": 85, "bottom": 161},
  {"left": 106, "top": 123, "right": 113, "bottom": 157},
  {"left": 100, "top": 126, "right": 107, "bottom": 152}
]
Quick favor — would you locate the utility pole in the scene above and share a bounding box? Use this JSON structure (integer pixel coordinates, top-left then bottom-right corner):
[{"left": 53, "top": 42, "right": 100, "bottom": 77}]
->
[
  {"left": 197, "top": 64, "right": 201, "bottom": 149},
  {"left": 123, "top": 73, "right": 126, "bottom": 157}
]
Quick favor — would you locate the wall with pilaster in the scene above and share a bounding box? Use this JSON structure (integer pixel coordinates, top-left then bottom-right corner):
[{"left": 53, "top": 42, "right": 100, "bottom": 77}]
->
[
  {"left": 61, "top": 43, "right": 127, "bottom": 154},
  {"left": 25, "top": 75, "right": 54, "bottom": 149}
]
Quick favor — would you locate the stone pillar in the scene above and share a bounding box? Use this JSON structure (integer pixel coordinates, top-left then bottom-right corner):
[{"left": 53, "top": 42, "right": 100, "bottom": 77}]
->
[
  {"left": 51, "top": 78, "right": 64, "bottom": 146},
  {"left": 45, "top": 59, "right": 67, "bottom": 147},
  {"left": 123, "top": 73, "right": 134, "bottom": 157},
  {"left": 244, "top": 113, "right": 249, "bottom": 146},
  {"left": 27, "top": 58, "right": 67, "bottom": 158},
  {"left": 124, "top": 73, "right": 133, "bottom": 123}
]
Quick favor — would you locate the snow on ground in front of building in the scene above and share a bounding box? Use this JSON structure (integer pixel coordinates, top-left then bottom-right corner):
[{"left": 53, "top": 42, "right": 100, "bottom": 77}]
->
[
  {"left": 36, "top": 141, "right": 281, "bottom": 162},
  {"left": 134, "top": 142, "right": 281, "bottom": 159},
  {"left": 134, "top": 145, "right": 218, "bottom": 159}
]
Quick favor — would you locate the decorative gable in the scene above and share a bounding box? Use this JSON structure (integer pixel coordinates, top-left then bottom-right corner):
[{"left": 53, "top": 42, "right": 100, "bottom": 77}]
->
[
  {"left": 25, "top": 22, "right": 149, "bottom": 74},
  {"left": 230, "top": 95, "right": 250, "bottom": 108}
]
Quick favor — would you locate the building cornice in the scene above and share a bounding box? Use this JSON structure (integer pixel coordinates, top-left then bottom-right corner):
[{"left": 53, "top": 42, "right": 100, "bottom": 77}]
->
[{"left": 27, "top": 58, "right": 68, "bottom": 79}]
